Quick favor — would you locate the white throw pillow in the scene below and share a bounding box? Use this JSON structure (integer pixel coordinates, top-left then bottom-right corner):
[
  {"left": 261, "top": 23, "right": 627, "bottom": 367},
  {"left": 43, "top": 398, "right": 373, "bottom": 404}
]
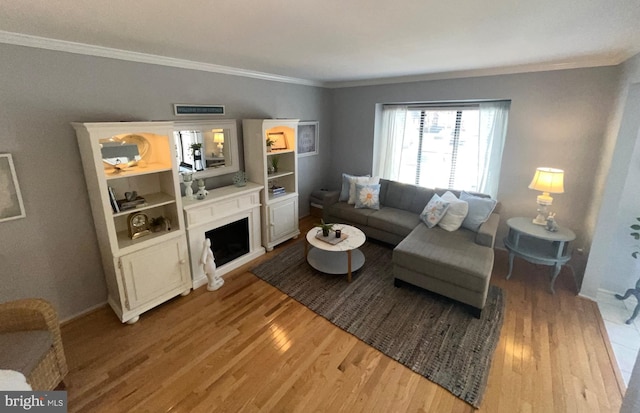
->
[
  {"left": 339, "top": 173, "right": 369, "bottom": 202},
  {"left": 348, "top": 176, "right": 379, "bottom": 204},
  {"left": 438, "top": 191, "right": 469, "bottom": 232}
]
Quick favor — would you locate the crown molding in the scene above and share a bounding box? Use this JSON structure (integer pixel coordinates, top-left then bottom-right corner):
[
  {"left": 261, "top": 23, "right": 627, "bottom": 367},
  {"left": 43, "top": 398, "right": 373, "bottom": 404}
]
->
[
  {"left": 324, "top": 55, "right": 628, "bottom": 89},
  {"left": 0, "top": 30, "right": 323, "bottom": 87},
  {"left": 0, "top": 30, "right": 631, "bottom": 90}
]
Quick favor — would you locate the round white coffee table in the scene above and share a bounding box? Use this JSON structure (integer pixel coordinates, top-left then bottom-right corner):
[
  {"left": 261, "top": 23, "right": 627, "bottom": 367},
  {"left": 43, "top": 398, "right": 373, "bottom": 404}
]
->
[{"left": 304, "top": 224, "right": 366, "bottom": 282}]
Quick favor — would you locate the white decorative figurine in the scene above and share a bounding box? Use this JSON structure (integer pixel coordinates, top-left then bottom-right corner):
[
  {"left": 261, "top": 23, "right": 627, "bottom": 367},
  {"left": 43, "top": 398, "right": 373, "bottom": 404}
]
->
[
  {"left": 201, "top": 238, "right": 224, "bottom": 291},
  {"left": 196, "top": 179, "right": 208, "bottom": 200},
  {"left": 546, "top": 212, "right": 558, "bottom": 232}
]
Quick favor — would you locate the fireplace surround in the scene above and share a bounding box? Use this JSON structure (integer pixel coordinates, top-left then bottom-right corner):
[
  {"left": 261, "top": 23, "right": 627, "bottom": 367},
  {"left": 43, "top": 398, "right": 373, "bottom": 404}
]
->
[{"left": 182, "top": 183, "right": 265, "bottom": 289}]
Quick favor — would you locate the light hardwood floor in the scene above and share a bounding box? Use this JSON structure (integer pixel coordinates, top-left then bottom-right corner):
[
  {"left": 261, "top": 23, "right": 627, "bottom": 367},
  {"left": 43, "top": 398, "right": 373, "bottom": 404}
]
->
[{"left": 62, "top": 216, "right": 625, "bottom": 412}]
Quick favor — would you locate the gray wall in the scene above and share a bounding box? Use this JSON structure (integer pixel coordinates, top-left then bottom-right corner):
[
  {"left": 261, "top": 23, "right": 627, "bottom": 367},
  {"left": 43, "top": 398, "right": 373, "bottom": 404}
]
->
[
  {"left": 583, "top": 53, "right": 640, "bottom": 298},
  {"left": 328, "top": 67, "right": 621, "bottom": 288},
  {"left": 0, "top": 43, "right": 331, "bottom": 320}
]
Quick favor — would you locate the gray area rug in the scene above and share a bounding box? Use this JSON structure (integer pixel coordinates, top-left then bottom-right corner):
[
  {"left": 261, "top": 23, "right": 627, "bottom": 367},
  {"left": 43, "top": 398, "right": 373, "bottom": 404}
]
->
[{"left": 250, "top": 240, "right": 505, "bottom": 408}]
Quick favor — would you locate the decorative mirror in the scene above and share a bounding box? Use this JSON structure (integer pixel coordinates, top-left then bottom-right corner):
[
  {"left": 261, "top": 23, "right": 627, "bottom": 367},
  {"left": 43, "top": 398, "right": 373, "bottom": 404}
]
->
[
  {"left": 173, "top": 120, "right": 240, "bottom": 179},
  {"left": 99, "top": 133, "right": 151, "bottom": 173}
]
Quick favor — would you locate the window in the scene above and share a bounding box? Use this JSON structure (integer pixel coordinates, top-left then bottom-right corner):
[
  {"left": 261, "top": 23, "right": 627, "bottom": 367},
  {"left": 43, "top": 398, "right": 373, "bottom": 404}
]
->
[{"left": 374, "top": 101, "right": 509, "bottom": 197}]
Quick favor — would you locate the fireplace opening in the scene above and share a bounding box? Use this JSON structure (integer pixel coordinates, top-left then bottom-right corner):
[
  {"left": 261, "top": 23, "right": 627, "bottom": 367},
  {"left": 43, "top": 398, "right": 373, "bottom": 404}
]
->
[{"left": 205, "top": 218, "right": 250, "bottom": 267}]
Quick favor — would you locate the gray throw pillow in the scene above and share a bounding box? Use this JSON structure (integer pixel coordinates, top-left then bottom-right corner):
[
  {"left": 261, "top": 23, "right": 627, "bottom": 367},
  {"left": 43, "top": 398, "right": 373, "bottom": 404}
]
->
[{"left": 460, "top": 191, "right": 497, "bottom": 232}]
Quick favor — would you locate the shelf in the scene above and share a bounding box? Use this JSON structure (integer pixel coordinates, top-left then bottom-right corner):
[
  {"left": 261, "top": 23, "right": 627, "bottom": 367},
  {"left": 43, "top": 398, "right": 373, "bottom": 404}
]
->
[
  {"left": 504, "top": 237, "right": 571, "bottom": 264},
  {"left": 116, "top": 228, "right": 179, "bottom": 252},
  {"left": 112, "top": 192, "right": 176, "bottom": 217},
  {"left": 104, "top": 163, "right": 173, "bottom": 180},
  {"left": 267, "top": 170, "right": 294, "bottom": 180},
  {"left": 267, "top": 149, "right": 294, "bottom": 155},
  {"left": 268, "top": 192, "right": 297, "bottom": 203}
]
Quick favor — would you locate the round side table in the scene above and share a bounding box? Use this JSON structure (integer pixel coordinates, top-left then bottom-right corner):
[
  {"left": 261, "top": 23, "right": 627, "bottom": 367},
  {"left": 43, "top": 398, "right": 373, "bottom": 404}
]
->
[{"left": 504, "top": 217, "right": 576, "bottom": 294}]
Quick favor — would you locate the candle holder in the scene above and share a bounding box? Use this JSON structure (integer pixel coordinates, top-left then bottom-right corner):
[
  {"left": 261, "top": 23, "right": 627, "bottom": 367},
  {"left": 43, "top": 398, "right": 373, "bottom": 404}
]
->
[{"left": 182, "top": 173, "right": 195, "bottom": 199}]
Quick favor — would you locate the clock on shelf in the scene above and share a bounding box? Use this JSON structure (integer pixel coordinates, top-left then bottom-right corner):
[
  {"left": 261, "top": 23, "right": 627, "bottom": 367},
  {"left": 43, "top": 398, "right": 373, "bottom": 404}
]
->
[{"left": 127, "top": 212, "right": 151, "bottom": 240}]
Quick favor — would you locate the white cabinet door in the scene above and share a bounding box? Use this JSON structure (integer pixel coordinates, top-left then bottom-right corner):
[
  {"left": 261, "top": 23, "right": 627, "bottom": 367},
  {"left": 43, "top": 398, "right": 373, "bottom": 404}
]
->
[
  {"left": 119, "top": 238, "right": 191, "bottom": 310},
  {"left": 268, "top": 196, "right": 299, "bottom": 243}
]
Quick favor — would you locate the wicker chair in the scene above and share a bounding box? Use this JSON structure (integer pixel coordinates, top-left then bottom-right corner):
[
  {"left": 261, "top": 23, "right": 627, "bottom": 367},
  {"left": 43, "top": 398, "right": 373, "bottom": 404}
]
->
[{"left": 0, "top": 298, "right": 68, "bottom": 390}]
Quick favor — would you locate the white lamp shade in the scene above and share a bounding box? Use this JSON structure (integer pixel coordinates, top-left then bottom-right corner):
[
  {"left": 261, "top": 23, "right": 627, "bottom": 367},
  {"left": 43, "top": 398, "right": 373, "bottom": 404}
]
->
[
  {"left": 213, "top": 133, "right": 224, "bottom": 143},
  {"left": 528, "top": 167, "right": 564, "bottom": 194}
]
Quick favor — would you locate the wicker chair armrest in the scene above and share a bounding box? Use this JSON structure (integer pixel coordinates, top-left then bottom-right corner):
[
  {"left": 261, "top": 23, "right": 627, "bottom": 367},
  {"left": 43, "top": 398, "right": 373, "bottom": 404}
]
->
[
  {"left": 0, "top": 298, "right": 68, "bottom": 387},
  {"left": 0, "top": 298, "right": 60, "bottom": 333}
]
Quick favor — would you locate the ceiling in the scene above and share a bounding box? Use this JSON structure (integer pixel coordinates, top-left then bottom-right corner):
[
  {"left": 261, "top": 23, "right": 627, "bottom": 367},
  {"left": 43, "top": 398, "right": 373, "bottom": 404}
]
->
[{"left": 1, "top": 0, "right": 639, "bottom": 87}]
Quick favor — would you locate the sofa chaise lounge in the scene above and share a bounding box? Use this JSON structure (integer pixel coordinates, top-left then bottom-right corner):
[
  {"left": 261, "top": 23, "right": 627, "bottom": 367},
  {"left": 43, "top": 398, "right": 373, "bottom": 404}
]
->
[{"left": 323, "top": 178, "right": 499, "bottom": 317}]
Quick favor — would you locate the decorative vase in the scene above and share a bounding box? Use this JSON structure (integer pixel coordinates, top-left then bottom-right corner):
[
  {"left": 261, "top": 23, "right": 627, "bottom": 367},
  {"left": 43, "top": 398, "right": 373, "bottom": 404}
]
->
[
  {"left": 193, "top": 149, "right": 204, "bottom": 171},
  {"left": 322, "top": 228, "right": 330, "bottom": 237},
  {"left": 233, "top": 171, "right": 247, "bottom": 187}
]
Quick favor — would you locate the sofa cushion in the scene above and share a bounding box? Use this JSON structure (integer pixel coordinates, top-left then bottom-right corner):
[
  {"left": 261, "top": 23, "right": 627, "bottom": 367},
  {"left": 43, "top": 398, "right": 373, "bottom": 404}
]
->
[
  {"left": 460, "top": 191, "right": 498, "bottom": 232},
  {"left": 419, "top": 194, "right": 450, "bottom": 228},
  {"left": 393, "top": 224, "right": 493, "bottom": 293},
  {"left": 368, "top": 207, "right": 422, "bottom": 237},
  {"left": 0, "top": 331, "right": 52, "bottom": 376},
  {"left": 327, "top": 201, "right": 377, "bottom": 226},
  {"left": 438, "top": 191, "right": 469, "bottom": 232},
  {"left": 354, "top": 183, "right": 381, "bottom": 210},
  {"left": 380, "top": 179, "right": 434, "bottom": 214}
]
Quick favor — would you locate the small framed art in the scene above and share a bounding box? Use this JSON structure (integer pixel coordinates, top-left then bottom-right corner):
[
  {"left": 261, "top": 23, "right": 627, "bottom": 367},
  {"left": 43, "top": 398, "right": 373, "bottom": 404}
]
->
[
  {"left": 298, "top": 121, "right": 319, "bottom": 157},
  {"left": 267, "top": 132, "right": 288, "bottom": 150},
  {"left": 0, "top": 153, "right": 26, "bottom": 222}
]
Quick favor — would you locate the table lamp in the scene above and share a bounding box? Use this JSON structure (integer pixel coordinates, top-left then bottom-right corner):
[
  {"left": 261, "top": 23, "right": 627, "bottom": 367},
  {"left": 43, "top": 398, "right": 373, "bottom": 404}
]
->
[
  {"left": 528, "top": 167, "right": 564, "bottom": 225},
  {"left": 213, "top": 132, "right": 224, "bottom": 158}
]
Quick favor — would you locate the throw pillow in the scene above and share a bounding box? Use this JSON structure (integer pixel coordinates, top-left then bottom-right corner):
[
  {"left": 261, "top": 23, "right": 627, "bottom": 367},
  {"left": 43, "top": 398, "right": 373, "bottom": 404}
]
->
[
  {"left": 438, "top": 191, "right": 469, "bottom": 232},
  {"left": 339, "top": 173, "right": 369, "bottom": 202},
  {"left": 348, "top": 176, "right": 379, "bottom": 204},
  {"left": 460, "top": 191, "right": 498, "bottom": 232},
  {"left": 354, "top": 183, "right": 381, "bottom": 210},
  {"left": 420, "top": 194, "right": 450, "bottom": 228}
]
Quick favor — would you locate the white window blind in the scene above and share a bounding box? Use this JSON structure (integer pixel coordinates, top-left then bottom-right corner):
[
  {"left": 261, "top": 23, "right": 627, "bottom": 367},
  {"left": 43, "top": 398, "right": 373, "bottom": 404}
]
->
[{"left": 375, "top": 101, "right": 509, "bottom": 197}]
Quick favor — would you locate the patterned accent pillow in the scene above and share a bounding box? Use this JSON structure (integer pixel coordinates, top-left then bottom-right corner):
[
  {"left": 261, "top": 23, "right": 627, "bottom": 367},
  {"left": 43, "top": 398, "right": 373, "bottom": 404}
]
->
[
  {"left": 354, "top": 183, "right": 381, "bottom": 210},
  {"left": 438, "top": 191, "right": 469, "bottom": 232},
  {"left": 348, "top": 176, "right": 379, "bottom": 204},
  {"left": 420, "top": 194, "right": 450, "bottom": 228}
]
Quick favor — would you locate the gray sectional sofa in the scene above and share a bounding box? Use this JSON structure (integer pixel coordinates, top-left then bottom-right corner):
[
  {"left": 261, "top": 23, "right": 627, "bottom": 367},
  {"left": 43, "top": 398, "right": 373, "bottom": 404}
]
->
[{"left": 323, "top": 178, "right": 499, "bottom": 316}]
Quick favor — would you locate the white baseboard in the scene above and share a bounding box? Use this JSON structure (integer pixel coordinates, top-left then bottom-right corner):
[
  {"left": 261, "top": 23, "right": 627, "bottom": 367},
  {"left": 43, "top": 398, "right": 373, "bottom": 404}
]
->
[{"left": 61, "top": 300, "right": 108, "bottom": 324}]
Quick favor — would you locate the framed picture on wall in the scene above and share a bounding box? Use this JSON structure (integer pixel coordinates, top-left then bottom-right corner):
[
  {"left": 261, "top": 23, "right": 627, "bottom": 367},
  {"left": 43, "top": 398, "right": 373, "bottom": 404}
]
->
[
  {"left": 0, "top": 153, "right": 26, "bottom": 223},
  {"left": 298, "top": 121, "right": 319, "bottom": 157}
]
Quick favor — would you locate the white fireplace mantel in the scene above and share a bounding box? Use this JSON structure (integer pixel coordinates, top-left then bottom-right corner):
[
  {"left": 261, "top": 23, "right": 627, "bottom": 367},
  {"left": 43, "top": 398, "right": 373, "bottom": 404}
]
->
[{"left": 183, "top": 182, "right": 265, "bottom": 289}]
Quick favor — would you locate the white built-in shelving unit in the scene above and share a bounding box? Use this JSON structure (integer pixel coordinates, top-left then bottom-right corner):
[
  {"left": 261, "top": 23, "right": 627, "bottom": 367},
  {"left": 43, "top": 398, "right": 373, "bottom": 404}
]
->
[
  {"left": 242, "top": 119, "right": 300, "bottom": 250},
  {"left": 73, "top": 121, "right": 192, "bottom": 324}
]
